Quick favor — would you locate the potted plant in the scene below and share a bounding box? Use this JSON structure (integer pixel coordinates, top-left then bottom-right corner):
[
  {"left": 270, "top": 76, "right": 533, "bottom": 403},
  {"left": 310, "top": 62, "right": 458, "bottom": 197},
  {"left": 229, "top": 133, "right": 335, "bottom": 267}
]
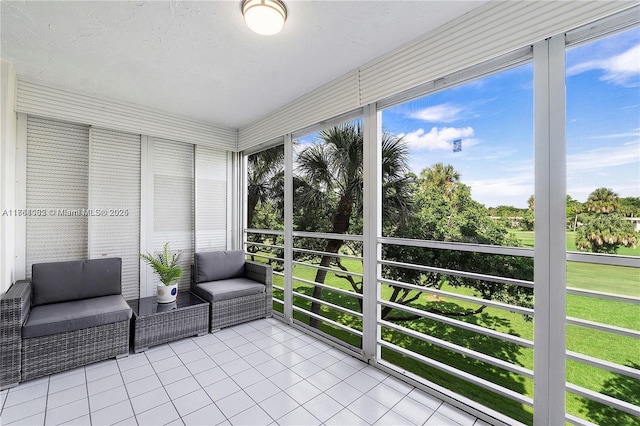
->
[{"left": 140, "top": 242, "right": 183, "bottom": 303}]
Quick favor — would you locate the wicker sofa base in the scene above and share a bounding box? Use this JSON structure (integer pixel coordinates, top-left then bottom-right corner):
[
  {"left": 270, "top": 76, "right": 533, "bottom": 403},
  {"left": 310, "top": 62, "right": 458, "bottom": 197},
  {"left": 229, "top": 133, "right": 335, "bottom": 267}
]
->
[
  {"left": 210, "top": 293, "right": 270, "bottom": 331},
  {"left": 21, "top": 320, "right": 130, "bottom": 382},
  {"left": 0, "top": 281, "right": 28, "bottom": 389}
]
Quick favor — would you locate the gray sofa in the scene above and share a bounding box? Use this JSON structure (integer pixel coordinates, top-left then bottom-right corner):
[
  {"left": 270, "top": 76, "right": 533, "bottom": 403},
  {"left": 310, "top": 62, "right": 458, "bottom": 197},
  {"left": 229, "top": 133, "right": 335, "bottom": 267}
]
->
[
  {"left": 191, "top": 250, "right": 272, "bottom": 331},
  {"left": 0, "top": 258, "right": 132, "bottom": 390}
]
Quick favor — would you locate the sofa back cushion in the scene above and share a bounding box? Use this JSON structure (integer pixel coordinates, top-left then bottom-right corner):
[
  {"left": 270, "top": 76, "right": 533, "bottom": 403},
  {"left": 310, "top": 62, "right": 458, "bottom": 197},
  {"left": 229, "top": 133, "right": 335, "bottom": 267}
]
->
[
  {"left": 195, "top": 250, "right": 245, "bottom": 283},
  {"left": 31, "top": 258, "right": 122, "bottom": 306}
]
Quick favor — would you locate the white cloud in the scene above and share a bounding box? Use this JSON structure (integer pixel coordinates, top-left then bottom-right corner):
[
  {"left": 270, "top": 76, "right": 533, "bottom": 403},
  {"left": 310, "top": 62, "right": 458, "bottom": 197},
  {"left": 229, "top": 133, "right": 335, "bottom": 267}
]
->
[
  {"left": 567, "top": 44, "right": 640, "bottom": 86},
  {"left": 466, "top": 173, "right": 533, "bottom": 208},
  {"left": 398, "top": 126, "right": 476, "bottom": 151},
  {"left": 409, "top": 103, "right": 464, "bottom": 123},
  {"left": 566, "top": 142, "right": 639, "bottom": 202},
  {"left": 468, "top": 143, "right": 639, "bottom": 207},
  {"left": 567, "top": 142, "right": 640, "bottom": 173},
  {"left": 589, "top": 129, "right": 640, "bottom": 140}
]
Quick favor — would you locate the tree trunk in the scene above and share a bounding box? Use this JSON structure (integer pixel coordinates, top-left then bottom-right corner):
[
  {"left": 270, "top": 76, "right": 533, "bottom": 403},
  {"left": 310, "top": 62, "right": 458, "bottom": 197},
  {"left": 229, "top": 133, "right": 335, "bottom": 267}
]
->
[
  {"left": 309, "top": 193, "right": 353, "bottom": 329},
  {"left": 246, "top": 194, "right": 259, "bottom": 261},
  {"left": 247, "top": 192, "right": 258, "bottom": 230}
]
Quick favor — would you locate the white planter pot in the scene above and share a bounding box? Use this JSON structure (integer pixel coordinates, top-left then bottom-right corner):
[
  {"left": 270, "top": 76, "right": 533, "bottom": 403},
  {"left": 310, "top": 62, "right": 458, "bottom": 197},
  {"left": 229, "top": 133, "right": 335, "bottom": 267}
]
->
[{"left": 157, "top": 283, "right": 178, "bottom": 303}]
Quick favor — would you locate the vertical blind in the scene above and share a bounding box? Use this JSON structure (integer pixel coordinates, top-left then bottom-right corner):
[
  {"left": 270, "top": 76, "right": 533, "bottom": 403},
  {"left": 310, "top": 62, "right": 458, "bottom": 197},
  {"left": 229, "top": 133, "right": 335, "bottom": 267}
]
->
[
  {"left": 154, "top": 138, "right": 194, "bottom": 292},
  {"left": 23, "top": 116, "right": 227, "bottom": 295},
  {"left": 88, "top": 127, "right": 141, "bottom": 300},
  {"left": 25, "top": 116, "right": 89, "bottom": 277},
  {"left": 196, "top": 146, "right": 227, "bottom": 252}
]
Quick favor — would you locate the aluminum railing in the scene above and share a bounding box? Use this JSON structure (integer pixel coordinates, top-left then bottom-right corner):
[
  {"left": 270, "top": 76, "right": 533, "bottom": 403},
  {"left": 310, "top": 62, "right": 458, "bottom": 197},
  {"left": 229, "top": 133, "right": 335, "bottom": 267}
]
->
[{"left": 245, "top": 229, "right": 639, "bottom": 424}]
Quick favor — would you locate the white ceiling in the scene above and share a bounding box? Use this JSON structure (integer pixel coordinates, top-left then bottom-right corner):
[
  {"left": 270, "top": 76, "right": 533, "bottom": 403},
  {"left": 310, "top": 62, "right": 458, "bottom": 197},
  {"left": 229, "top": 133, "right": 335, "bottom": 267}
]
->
[{"left": 1, "top": 1, "right": 488, "bottom": 129}]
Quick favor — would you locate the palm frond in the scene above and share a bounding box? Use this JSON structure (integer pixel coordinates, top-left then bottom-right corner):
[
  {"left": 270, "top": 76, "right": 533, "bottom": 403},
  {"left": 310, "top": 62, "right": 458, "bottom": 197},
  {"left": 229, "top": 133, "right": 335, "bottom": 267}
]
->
[{"left": 140, "top": 242, "right": 183, "bottom": 286}]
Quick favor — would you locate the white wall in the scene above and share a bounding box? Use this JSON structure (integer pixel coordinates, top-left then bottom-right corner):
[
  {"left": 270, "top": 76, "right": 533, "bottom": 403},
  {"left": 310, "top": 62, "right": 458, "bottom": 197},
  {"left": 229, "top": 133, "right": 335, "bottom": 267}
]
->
[{"left": 1, "top": 60, "right": 17, "bottom": 294}]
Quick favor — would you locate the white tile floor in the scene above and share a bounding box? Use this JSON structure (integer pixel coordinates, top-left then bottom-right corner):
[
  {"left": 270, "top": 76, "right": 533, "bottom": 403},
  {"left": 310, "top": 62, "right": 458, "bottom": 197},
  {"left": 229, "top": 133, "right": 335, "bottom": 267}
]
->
[{"left": 0, "top": 318, "right": 487, "bottom": 426}]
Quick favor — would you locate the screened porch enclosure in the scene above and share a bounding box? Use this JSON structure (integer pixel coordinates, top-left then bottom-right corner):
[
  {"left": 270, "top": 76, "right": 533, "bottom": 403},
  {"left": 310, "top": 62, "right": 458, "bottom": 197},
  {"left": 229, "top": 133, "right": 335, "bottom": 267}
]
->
[
  {"left": 2, "top": 2, "right": 639, "bottom": 426},
  {"left": 242, "top": 10, "right": 640, "bottom": 426}
]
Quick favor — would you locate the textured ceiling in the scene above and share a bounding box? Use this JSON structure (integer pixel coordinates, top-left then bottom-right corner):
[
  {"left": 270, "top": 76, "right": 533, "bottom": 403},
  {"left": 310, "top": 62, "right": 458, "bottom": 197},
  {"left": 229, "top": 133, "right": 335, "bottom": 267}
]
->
[{"left": 1, "top": 1, "right": 488, "bottom": 129}]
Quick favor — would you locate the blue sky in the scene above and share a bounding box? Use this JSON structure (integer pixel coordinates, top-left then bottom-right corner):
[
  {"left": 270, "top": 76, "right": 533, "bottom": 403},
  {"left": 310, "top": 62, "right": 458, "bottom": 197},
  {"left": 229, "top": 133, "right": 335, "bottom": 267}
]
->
[
  {"left": 382, "top": 63, "right": 535, "bottom": 208},
  {"left": 381, "top": 27, "right": 640, "bottom": 208},
  {"left": 295, "top": 27, "right": 639, "bottom": 209}
]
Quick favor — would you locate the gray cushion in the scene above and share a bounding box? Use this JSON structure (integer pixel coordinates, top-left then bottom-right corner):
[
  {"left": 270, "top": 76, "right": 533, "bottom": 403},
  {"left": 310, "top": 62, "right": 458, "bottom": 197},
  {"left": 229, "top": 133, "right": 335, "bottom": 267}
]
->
[
  {"left": 31, "top": 258, "right": 122, "bottom": 306},
  {"left": 195, "top": 250, "right": 245, "bottom": 283},
  {"left": 22, "top": 295, "right": 132, "bottom": 339},
  {"left": 193, "top": 278, "right": 265, "bottom": 302}
]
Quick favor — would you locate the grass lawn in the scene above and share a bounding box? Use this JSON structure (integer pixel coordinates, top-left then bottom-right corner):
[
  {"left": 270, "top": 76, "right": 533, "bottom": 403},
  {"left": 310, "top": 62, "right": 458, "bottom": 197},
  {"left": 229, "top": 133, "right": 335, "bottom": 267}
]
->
[
  {"left": 511, "top": 230, "right": 640, "bottom": 257},
  {"left": 511, "top": 230, "right": 639, "bottom": 297},
  {"left": 258, "top": 240, "right": 639, "bottom": 425}
]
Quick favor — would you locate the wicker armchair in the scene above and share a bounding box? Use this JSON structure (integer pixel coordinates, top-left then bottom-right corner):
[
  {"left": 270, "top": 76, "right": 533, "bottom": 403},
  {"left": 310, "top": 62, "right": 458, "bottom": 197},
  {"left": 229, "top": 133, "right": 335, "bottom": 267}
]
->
[
  {"left": 191, "top": 250, "right": 272, "bottom": 331},
  {"left": 0, "top": 258, "right": 131, "bottom": 390}
]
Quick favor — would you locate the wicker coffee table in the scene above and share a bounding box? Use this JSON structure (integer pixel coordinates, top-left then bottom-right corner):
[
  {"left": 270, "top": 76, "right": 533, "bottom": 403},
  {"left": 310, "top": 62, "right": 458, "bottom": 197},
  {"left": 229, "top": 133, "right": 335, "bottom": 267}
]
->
[{"left": 127, "top": 293, "right": 209, "bottom": 353}]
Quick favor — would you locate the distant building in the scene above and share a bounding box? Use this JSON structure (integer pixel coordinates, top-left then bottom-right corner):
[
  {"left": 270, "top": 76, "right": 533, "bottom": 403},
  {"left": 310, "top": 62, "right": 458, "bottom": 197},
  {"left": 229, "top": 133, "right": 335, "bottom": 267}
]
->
[{"left": 627, "top": 217, "right": 640, "bottom": 232}]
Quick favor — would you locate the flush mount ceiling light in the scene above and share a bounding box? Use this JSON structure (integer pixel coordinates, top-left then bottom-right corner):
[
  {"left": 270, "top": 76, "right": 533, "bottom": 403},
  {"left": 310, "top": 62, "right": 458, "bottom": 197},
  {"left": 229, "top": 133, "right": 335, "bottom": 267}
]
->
[{"left": 242, "top": 0, "right": 287, "bottom": 36}]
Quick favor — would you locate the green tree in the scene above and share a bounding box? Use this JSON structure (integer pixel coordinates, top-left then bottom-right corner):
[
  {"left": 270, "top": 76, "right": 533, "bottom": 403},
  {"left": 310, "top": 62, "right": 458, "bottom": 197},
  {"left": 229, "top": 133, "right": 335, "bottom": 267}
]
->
[
  {"left": 566, "top": 195, "right": 584, "bottom": 232},
  {"left": 382, "top": 164, "right": 534, "bottom": 320},
  {"left": 247, "top": 145, "right": 284, "bottom": 263},
  {"left": 518, "top": 194, "right": 535, "bottom": 231},
  {"left": 421, "top": 163, "right": 460, "bottom": 202},
  {"left": 619, "top": 197, "right": 640, "bottom": 218},
  {"left": 576, "top": 188, "right": 638, "bottom": 254},
  {"left": 294, "top": 122, "right": 411, "bottom": 328},
  {"left": 527, "top": 194, "right": 535, "bottom": 211},
  {"left": 585, "top": 187, "right": 619, "bottom": 214},
  {"left": 247, "top": 145, "right": 284, "bottom": 228},
  {"left": 488, "top": 205, "right": 527, "bottom": 229}
]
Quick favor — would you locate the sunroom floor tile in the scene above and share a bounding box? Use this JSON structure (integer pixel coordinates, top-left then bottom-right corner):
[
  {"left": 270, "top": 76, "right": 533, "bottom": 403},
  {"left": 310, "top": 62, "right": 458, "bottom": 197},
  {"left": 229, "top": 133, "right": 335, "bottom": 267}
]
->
[{"left": 1, "top": 318, "right": 485, "bottom": 426}]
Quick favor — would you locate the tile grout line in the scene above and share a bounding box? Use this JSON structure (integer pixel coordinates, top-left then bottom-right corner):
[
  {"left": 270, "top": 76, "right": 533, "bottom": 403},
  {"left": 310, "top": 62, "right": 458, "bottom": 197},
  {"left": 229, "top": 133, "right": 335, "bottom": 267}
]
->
[
  {"left": 194, "top": 333, "right": 239, "bottom": 426},
  {"left": 44, "top": 367, "right": 92, "bottom": 426},
  {"left": 215, "top": 323, "right": 275, "bottom": 425},
  {"left": 176, "top": 331, "right": 256, "bottom": 425},
  {"left": 117, "top": 351, "right": 139, "bottom": 425},
  {"left": 43, "top": 375, "right": 50, "bottom": 425},
  {"left": 174, "top": 336, "right": 221, "bottom": 423},
  {"left": 383, "top": 386, "right": 432, "bottom": 426},
  {"left": 151, "top": 343, "right": 185, "bottom": 425},
  {"left": 217, "top": 322, "right": 308, "bottom": 424},
  {"left": 84, "top": 365, "right": 92, "bottom": 425},
  {"left": 274, "top": 337, "right": 352, "bottom": 424}
]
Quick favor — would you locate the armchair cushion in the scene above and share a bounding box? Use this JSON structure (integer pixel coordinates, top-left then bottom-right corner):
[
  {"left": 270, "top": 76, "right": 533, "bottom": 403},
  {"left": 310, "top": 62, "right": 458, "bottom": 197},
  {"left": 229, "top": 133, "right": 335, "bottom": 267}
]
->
[
  {"left": 194, "top": 250, "right": 245, "bottom": 283},
  {"left": 192, "top": 278, "right": 265, "bottom": 303},
  {"left": 22, "top": 295, "right": 132, "bottom": 339},
  {"left": 31, "top": 258, "right": 122, "bottom": 306}
]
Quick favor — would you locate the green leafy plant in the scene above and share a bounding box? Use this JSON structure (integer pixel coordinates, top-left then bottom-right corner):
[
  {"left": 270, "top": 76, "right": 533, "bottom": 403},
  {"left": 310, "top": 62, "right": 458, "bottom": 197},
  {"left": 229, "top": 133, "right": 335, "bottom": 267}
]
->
[{"left": 140, "top": 242, "right": 183, "bottom": 286}]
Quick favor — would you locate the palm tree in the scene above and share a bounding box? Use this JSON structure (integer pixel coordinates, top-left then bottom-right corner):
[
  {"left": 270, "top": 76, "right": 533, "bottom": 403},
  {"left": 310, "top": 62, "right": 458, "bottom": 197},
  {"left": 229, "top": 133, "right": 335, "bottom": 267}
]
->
[
  {"left": 585, "top": 187, "right": 619, "bottom": 214},
  {"left": 577, "top": 187, "right": 636, "bottom": 254},
  {"left": 566, "top": 195, "right": 583, "bottom": 231},
  {"left": 247, "top": 145, "right": 284, "bottom": 262},
  {"left": 247, "top": 145, "right": 284, "bottom": 228},
  {"left": 295, "top": 122, "right": 410, "bottom": 328},
  {"left": 420, "top": 163, "right": 460, "bottom": 201}
]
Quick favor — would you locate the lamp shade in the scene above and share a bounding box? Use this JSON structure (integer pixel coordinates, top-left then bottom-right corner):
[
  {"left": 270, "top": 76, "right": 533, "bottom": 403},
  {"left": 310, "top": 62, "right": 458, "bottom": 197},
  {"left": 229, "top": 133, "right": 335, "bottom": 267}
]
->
[{"left": 242, "top": 0, "right": 287, "bottom": 35}]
